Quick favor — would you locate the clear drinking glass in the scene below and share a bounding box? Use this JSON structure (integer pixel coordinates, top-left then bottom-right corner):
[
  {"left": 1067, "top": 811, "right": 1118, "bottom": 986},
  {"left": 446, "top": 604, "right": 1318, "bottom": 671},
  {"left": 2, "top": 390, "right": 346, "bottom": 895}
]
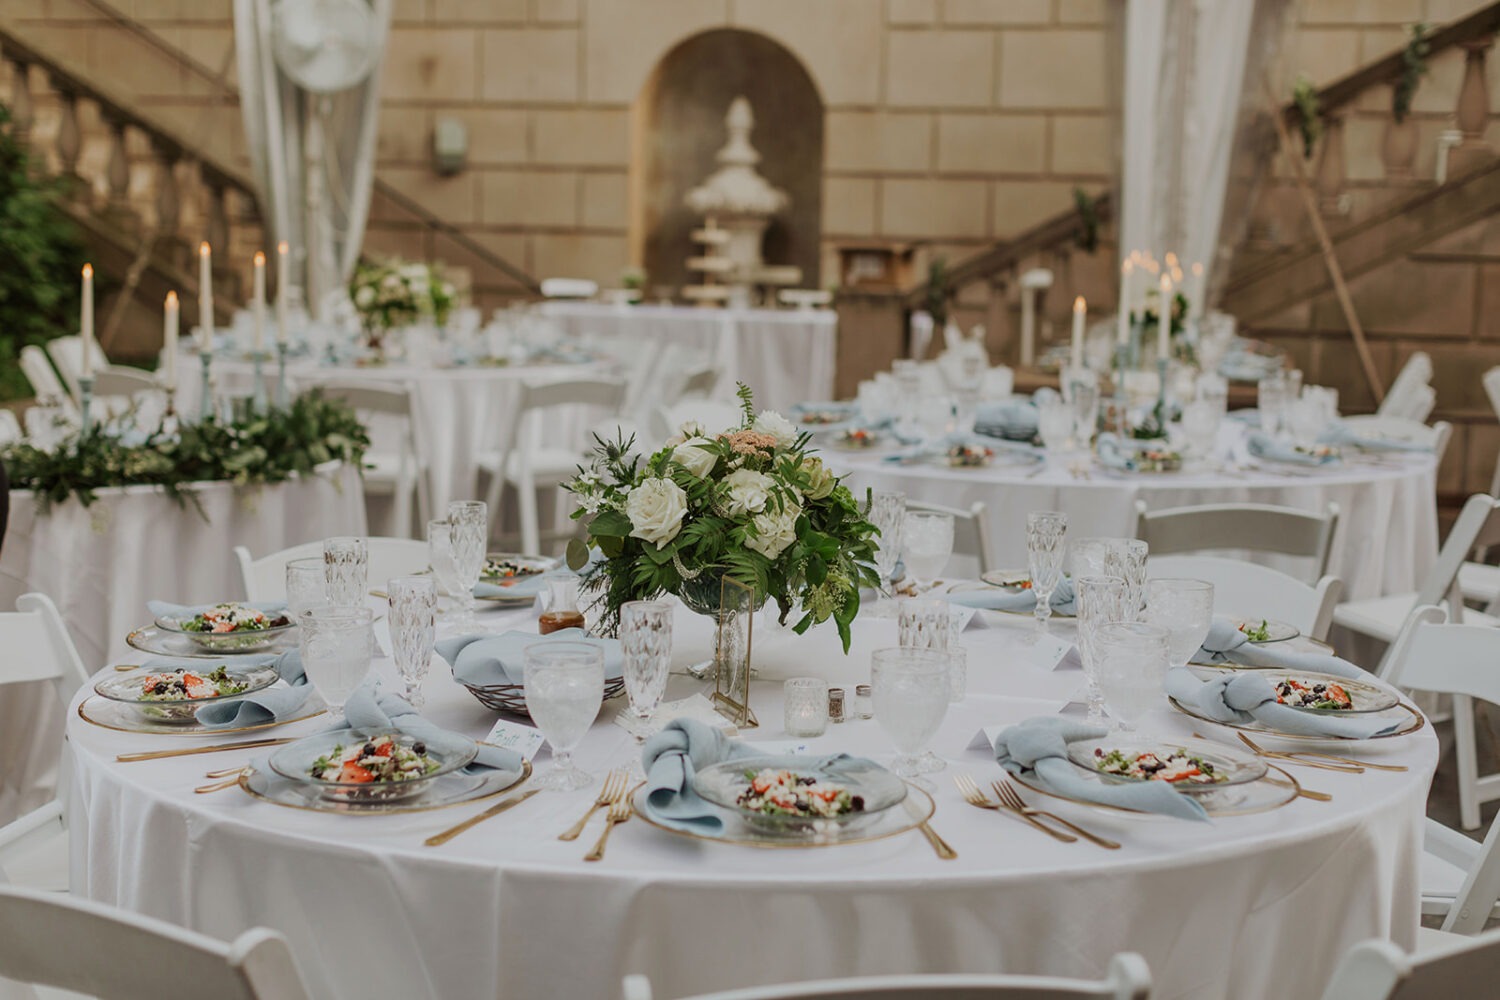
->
[
  {"left": 284, "top": 557, "right": 326, "bottom": 617},
  {"left": 1070, "top": 381, "right": 1100, "bottom": 450},
  {"left": 1074, "top": 575, "right": 1128, "bottom": 724},
  {"left": 620, "top": 600, "right": 673, "bottom": 739},
  {"left": 298, "top": 605, "right": 375, "bottom": 725},
  {"left": 902, "top": 511, "right": 954, "bottom": 591},
  {"left": 871, "top": 647, "right": 950, "bottom": 780},
  {"left": 1071, "top": 537, "right": 1149, "bottom": 621},
  {"left": 1258, "top": 374, "right": 1286, "bottom": 439},
  {"left": 1181, "top": 399, "right": 1222, "bottom": 462},
  {"left": 447, "top": 501, "right": 488, "bottom": 632},
  {"left": 947, "top": 646, "right": 967, "bottom": 703},
  {"left": 427, "top": 519, "right": 465, "bottom": 628},
  {"left": 322, "top": 537, "right": 368, "bottom": 606},
  {"left": 784, "top": 677, "right": 830, "bottom": 738},
  {"left": 1025, "top": 511, "right": 1068, "bottom": 629},
  {"left": 1094, "top": 621, "right": 1171, "bottom": 730},
  {"left": 1196, "top": 372, "right": 1229, "bottom": 415},
  {"left": 524, "top": 641, "right": 605, "bottom": 791},
  {"left": 388, "top": 575, "right": 438, "bottom": 708},
  {"left": 898, "top": 598, "right": 951, "bottom": 652},
  {"left": 1037, "top": 397, "right": 1075, "bottom": 452},
  {"left": 865, "top": 491, "right": 906, "bottom": 617},
  {"left": 1144, "top": 578, "right": 1215, "bottom": 669},
  {"left": 1286, "top": 396, "right": 1327, "bottom": 451}
]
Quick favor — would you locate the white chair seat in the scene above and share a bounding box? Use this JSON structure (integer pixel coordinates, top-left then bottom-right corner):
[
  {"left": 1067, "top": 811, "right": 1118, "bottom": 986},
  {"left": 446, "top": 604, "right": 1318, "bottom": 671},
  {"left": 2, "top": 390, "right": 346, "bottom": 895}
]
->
[
  {"left": 1421, "top": 847, "right": 1471, "bottom": 912},
  {"left": 1334, "top": 593, "right": 1500, "bottom": 643},
  {"left": 359, "top": 452, "right": 424, "bottom": 494},
  {"left": 1460, "top": 562, "right": 1500, "bottom": 606},
  {"left": 0, "top": 829, "right": 68, "bottom": 893}
]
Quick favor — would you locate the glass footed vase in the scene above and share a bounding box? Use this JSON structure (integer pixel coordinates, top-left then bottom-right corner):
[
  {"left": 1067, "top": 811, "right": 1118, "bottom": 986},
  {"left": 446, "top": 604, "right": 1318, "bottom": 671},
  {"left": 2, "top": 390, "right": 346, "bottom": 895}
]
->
[{"left": 677, "top": 569, "right": 766, "bottom": 682}]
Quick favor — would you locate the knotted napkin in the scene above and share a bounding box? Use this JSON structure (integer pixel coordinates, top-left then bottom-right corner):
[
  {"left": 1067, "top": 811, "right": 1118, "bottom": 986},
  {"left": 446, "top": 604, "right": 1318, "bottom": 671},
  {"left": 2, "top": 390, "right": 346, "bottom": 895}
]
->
[
  {"left": 948, "top": 575, "right": 1076, "bottom": 615},
  {"left": 993, "top": 716, "right": 1208, "bottom": 821},
  {"left": 974, "top": 399, "right": 1038, "bottom": 441},
  {"left": 186, "top": 649, "right": 313, "bottom": 728},
  {"left": 1245, "top": 431, "right": 1339, "bottom": 466},
  {"left": 436, "top": 628, "right": 623, "bottom": 687},
  {"left": 1193, "top": 618, "right": 1363, "bottom": 679},
  {"left": 1164, "top": 667, "right": 1402, "bottom": 739}
]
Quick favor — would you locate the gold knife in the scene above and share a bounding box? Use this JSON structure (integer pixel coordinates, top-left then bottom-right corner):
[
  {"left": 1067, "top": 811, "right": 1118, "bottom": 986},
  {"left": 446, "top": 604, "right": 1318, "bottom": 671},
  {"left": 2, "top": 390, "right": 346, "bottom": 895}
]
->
[
  {"left": 424, "top": 788, "right": 541, "bottom": 847},
  {"left": 117, "top": 737, "right": 293, "bottom": 762}
]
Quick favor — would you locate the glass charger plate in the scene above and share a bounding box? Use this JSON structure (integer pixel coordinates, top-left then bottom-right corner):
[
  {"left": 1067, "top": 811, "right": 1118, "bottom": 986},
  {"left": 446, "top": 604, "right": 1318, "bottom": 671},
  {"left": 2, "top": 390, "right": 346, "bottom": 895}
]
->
[
  {"left": 631, "top": 783, "right": 935, "bottom": 849},
  {"left": 76, "top": 690, "right": 326, "bottom": 736},
  {"left": 238, "top": 758, "right": 530, "bottom": 815},
  {"left": 1066, "top": 733, "right": 1268, "bottom": 789},
  {"left": 127, "top": 625, "right": 299, "bottom": 659},
  {"left": 1186, "top": 664, "right": 1400, "bottom": 714},
  {"left": 476, "top": 552, "right": 558, "bottom": 604},
  {"left": 1168, "top": 692, "right": 1425, "bottom": 743},
  {"left": 1009, "top": 761, "right": 1301, "bottom": 820}
]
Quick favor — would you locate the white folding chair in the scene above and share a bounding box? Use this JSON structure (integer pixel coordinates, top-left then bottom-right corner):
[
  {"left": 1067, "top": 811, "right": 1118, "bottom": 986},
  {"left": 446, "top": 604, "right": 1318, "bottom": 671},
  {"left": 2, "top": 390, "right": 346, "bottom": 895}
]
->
[
  {"left": 1457, "top": 453, "right": 1500, "bottom": 611},
  {"left": 622, "top": 954, "right": 1151, "bottom": 1000},
  {"left": 670, "top": 364, "right": 722, "bottom": 404},
  {"left": 17, "top": 346, "right": 77, "bottom": 418},
  {"left": 233, "top": 538, "right": 431, "bottom": 603},
  {"left": 1336, "top": 415, "right": 1453, "bottom": 463},
  {"left": 0, "top": 594, "right": 91, "bottom": 893},
  {"left": 0, "top": 885, "right": 313, "bottom": 1000},
  {"left": 42, "top": 335, "right": 109, "bottom": 403},
  {"left": 301, "top": 381, "right": 429, "bottom": 538},
  {"left": 907, "top": 499, "right": 992, "bottom": 576},
  {"left": 1318, "top": 928, "right": 1500, "bottom": 1000},
  {"left": 650, "top": 399, "right": 745, "bottom": 447},
  {"left": 1333, "top": 493, "right": 1500, "bottom": 672},
  {"left": 1377, "top": 352, "right": 1433, "bottom": 421},
  {"left": 1147, "top": 555, "right": 1342, "bottom": 642},
  {"left": 1134, "top": 500, "right": 1340, "bottom": 583},
  {"left": 479, "top": 377, "right": 629, "bottom": 554}
]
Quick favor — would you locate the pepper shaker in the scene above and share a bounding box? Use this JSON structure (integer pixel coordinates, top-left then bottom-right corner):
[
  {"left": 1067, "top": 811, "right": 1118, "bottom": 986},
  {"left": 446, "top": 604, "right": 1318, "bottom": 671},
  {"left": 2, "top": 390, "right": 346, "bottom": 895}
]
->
[{"left": 827, "top": 687, "right": 846, "bottom": 724}]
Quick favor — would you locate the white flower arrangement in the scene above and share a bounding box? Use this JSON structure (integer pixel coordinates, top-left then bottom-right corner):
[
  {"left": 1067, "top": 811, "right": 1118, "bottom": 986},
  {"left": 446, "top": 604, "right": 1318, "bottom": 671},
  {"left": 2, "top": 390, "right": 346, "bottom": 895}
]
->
[{"left": 349, "top": 257, "right": 457, "bottom": 334}]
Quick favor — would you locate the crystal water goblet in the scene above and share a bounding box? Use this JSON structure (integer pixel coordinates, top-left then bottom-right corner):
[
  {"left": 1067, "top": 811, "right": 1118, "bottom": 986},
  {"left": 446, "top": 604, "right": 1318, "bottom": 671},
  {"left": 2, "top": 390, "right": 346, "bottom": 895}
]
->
[
  {"left": 524, "top": 641, "right": 605, "bottom": 792},
  {"left": 865, "top": 490, "right": 905, "bottom": 617},
  {"left": 447, "top": 501, "right": 488, "bottom": 632},
  {"left": 1144, "top": 578, "right": 1214, "bottom": 669},
  {"left": 1074, "top": 575, "right": 1128, "bottom": 724},
  {"left": 1094, "top": 621, "right": 1171, "bottom": 730},
  {"left": 870, "top": 647, "right": 950, "bottom": 782},
  {"left": 620, "top": 600, "right": 673, "bottom": 742},
  {"left": 1181, "top": 399, "right": 1222, "bottom": 463},
  {"left": 298, "top": 605, "right": 374, "bottom": 726},
  {"left": 1025, "top": 511, "right": 1068, "bottom": 630},
  {"left": 1071, "top": 537, "right": 1148, "bottom": 621},
  {"left": 1258, "top": 374, "right": 1287, "bottom": 440},
  {"left": 427, "top": 519, "right": 465, "bottom": 629},
  {"left": 322, "top": 536, "right": 367, "bottom": 606},
  {"left": 388, "top": 575, "right": 438, "bottom": 708},
  {"left": 284, "top": 557, "right": 326, "bottom": 617},
  {"left": 902, "top": 511, "right": 954, "bottom": 592}
]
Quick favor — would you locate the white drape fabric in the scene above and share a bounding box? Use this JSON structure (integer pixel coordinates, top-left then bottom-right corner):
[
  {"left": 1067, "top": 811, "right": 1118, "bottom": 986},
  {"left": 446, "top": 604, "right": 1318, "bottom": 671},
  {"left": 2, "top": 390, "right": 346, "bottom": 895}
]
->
[{"left": 234, "top": 0, "right": 393, "bottom": 317}]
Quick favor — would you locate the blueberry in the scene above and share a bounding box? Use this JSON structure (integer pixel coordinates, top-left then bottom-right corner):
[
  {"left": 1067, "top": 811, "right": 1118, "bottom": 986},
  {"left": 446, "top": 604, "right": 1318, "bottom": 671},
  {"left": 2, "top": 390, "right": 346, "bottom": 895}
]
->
[
  {"left": 850, "top": 796, "right": 865, "bottom": 811},
  {"left": 412, "top": 742, "right": 426, "bottom": 756}
]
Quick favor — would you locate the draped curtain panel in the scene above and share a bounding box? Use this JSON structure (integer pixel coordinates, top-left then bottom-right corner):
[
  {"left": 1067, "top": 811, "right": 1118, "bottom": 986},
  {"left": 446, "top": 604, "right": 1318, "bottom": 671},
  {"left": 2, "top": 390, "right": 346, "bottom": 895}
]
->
[{"left": 234, "top": 0, "right": 393, "bottom": 319}]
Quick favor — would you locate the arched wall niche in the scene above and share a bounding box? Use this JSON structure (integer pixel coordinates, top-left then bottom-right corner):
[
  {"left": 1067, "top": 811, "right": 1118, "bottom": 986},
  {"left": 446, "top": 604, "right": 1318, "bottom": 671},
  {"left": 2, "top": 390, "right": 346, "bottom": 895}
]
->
[{"left": 630, "top": 29, "right": 824, "bottom": 297}]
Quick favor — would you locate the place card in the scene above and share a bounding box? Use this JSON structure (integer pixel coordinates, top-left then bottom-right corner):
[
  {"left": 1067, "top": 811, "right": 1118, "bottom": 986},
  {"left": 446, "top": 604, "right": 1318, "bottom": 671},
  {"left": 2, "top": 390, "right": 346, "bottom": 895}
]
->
[
  {"left": 965, "top": 696, "right": 1072, "bottom": 752},
  {"left": 1011, "top": 632, "right": 1081, "bottom": 672},
  {"left": 482, "top": 717, "right": 547, "bottom": 763},
  {"left": 611, "top": 693, "right": 736, "bottom": 739}
]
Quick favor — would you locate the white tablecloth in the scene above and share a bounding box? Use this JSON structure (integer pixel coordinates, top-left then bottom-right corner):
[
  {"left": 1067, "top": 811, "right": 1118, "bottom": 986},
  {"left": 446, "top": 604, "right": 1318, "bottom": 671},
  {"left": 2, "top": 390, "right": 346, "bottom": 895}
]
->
[
  {"left": 540, "top": 302, "right": 837, "bottom": 413},
  {"left": 68, "top": 599, "right": 1435, "bottom": 1000}
]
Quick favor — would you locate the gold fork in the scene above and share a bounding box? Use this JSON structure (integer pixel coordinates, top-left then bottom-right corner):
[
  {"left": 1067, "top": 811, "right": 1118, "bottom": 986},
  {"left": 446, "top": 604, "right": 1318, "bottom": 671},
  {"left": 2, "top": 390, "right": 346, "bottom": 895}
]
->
[
  {"left": 952, "top": 774, "right": 1075, "bottom": 844},
  {"left": 1238, "top": 732, "right": 1407, "bottom": 773},
  {"left": 992, "top": 779, "right": 1122, "bottom": 849},
  {"left": 558, "top": 770, "right": 627, "bottom": 841},
  {"left": 583, "top": 798, "right": 632, "bottom": 862},
  {"left": 195, "top": 767, "right": 251, "bottom": 794}
]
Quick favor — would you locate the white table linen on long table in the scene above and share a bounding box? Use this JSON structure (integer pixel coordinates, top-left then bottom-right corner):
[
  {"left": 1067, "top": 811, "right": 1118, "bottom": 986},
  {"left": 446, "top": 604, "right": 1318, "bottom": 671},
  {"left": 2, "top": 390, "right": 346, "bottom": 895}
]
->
[
  {"left": 540, "top": 302, "right": 838, "bottom": 414},
  {"left": 68, "top": 598, "right": 1435, "bottom": 1000}
]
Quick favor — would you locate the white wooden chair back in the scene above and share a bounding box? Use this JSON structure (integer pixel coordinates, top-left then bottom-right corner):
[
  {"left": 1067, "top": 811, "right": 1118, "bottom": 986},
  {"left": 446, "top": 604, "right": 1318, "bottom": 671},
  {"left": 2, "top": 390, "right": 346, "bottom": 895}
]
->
[
  {"left": 0, "top": 885, "right": 312, "bottom": 1000},
  {"left": 92, "top": 366, "right": 159, "bottom": 397},
  {"left": 302, "top": 379, "right": 428, "bottom": 527},
  {"left": 1484, "top": 366, "right": 1500, "bottom": 424},
  {"left": 1134, "top": 500, "right": 1339, "bottom": 582},
  {"left": 0, "top": 594, "right": 89, "bottom": 712},
  {"left": 906, "top": 499, "right": 992, "bottom": 576},
  {"left": 1420, "top": 494, "right": 1500, "bottom": 616},
  {"left": 1336, "top": 414, "right": 1452, "bottom": 461},
  {"left": 42, "top": 335, "right": 109, "bottom": 402},
  {"left": 1147, "top": 555, "right": 1342, "bottom": 641},
  {"left": 674, "top": 365, "right": 722, "bottom": 402},
  {"left": 1318, "top": 930, "right": 1500, "bottom": 1000},
  {"left": 622, "top": 953, "right": 1151, "bottom": 1000},
  {"left": 18, "top": 346, "right": 76, "bottom": 416},
  {"left": 234, "top": 538, "right": 431, "bottom": 603},
  {"left": 1377, "top": 352, "right": 1432, "bottom": 420},
  {"left": 615, "top": 336, "right": 666, "bottom": 424}
]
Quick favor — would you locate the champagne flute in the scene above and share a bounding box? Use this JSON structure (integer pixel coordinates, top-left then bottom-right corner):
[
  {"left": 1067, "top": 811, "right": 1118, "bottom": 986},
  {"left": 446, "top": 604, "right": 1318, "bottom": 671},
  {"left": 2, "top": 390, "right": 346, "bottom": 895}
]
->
[
  {"left": 1075, "top": 575, "right": 1127, "bottom": 724},
  {"left": 1025, "top": 511, "right": 1068, "bottom": 630},
  {"left": 447, "top": 501, "right": 488, "bottom": 632},
  {"left": 388, "top": 576, "right": 438, "bottom": 708},
  {"left": 620, "top": 600, "right": 673, "bottom": 743},
  {"left": 322, "top": 536, "right": 367, "bottom": 606}
]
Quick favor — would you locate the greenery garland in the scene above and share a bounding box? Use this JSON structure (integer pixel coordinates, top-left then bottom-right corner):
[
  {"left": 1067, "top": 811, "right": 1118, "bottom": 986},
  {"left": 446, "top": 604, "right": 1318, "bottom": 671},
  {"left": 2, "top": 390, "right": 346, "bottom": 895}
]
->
[
  {"left": 1292, "top": 75, "right": 1322, "bottom": 160},
  {"left": 1393, "top": 23, "right": 1430, "bottom": 124},
  {"left": 1, "top": 391, "right": 370, "bottom": 515}
]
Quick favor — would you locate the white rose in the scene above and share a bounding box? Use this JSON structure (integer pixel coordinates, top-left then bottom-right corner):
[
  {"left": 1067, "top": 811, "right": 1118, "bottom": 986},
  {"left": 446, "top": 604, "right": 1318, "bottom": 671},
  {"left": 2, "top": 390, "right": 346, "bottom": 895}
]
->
[
  {"left": 722, "top": 468, "right": 773, "bottom": 517},
  {"left": 625, "top": 477, "right": 688, "bottom": 546},
  {"left": 354, "top": 286, "right": 375, "bottom": 308},
  {"left": 671, "top": 436, "right": 717, "bottom": 477},
  {"left": 753, "top": 410, "right": 797, "bottom": 448},
  {"left": 746, "top": 503, "right": 801, "bottom": 560}
]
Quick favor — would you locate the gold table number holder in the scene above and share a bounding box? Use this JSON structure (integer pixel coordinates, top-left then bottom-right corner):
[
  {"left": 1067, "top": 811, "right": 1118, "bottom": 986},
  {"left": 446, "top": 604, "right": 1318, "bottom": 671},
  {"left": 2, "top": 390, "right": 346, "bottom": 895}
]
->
[{"left": 712, "top": 576, "right": 758, "bottom": 729}]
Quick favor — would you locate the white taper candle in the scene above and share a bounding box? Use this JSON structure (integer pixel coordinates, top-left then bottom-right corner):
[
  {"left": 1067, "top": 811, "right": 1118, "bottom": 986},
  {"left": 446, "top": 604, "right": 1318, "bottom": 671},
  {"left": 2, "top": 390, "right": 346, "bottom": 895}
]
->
[
  {"left": 198, "top": 242, "right": 213, "bottom": 350},
  {"left": 80, "top": 264, "right": 94, "bottom": 377},
  {"left": 252, "top": 251, "right": 266, "bottom": 353},
  {"left": 163, "top": 291, "right": 179, "bottom": 391}
]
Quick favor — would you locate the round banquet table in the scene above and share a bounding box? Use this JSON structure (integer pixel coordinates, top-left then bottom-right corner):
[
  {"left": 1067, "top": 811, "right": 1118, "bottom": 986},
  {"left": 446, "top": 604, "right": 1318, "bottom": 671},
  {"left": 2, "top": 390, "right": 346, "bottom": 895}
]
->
[
  {"left": 174, "top": 354, "right": 607, "bottom": 512},
  {"left": 830, "top": 433, "right": 1439, "bottom": 603},
  {"left": 67, "top": 597, "right": 1436, "bottom": 1000}
]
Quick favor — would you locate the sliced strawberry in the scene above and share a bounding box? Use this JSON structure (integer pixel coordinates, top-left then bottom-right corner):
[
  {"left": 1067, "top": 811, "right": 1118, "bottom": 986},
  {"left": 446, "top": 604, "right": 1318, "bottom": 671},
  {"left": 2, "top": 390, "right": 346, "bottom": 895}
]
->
[{"left": 339, "top": 762, "right": 375, "bottom": 783}]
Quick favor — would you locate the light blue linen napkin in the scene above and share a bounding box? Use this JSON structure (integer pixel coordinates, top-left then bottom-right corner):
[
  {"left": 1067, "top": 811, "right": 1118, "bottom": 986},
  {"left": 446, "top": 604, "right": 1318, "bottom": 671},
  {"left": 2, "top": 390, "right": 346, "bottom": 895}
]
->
[
  {"left": 189, "top": 650, "right": 313, "bottom": 728},
  {"left": 436, "top": 628, "right": 623, "bottom": 687},
  {"left": 1095, "top": 433, "right": 1138, "bottom": 471},
  {"left": 1319, "top": 421, "right": 1433, "bottom": 453},
  {"left": 339, "top": 685, "right": 524, "bottom": 776},
  {"left": 993, "top": 716, "right": 1208, "bottom": 821},
  {"left": 1164, "top": 667, "right": 1402, "bottom": 739},
  {"left": 1246, "top": 431, "right": 1339, "bottom": 466},
  {"left": 947, "top": 576, "right": 1076, "bottom": 615},
  {"left": 974, "top": 399, "right": 1038, "bottom": 441},
  {"left": 1194, "top": 618, "right": 1363, "bottom": 679}
]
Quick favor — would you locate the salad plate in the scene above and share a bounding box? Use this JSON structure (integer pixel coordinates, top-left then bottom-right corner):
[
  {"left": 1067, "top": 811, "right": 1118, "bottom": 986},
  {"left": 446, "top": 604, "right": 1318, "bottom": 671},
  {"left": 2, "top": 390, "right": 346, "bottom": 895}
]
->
[
  {"left": 1187, "top": 665, "right": 1400, "bottom": 715},
  {"left": 1010, "top": 760, "right": 1301, "bottom": 820},
  {"left": 1065, "top": 734, "right": 1267, "bottom": 790},
  {"left": 691, "top": 755, "right": 907, "bottom": 837},
  {"left": 128, "top": 624, "right": 299, "bottom": 660},
  {"left": 1233, "top": 618, "right": 1300, "bottom": 643},
  {"left": 76, "top": 689, "right": 326, "bottom": 736},
  {"left": 1169, "top": 678, "right": 1424, "bottom": 742},
  {"left": 239, "top": 757, "right": 530, "bottom": 815},
  {"left": 633, "top": 781, "right": 935, "bottom": 849},
  {"left": 475, "top": 553, "right": 559, "bottom": 603},
  {"left": 94, "top": 663, "right": 280, "bottom": 725},
  {"left": 978, "top": 569, "right": 1034, "bottom": 592},
  {"left": 830, "top": 427, "right": 885, "bottom": 451},
  {"left": 268, "top": 727, "right": 479, "bottom": 804},
  {"left": 153, "top": 603, "right": 295, "bottom": 654}
]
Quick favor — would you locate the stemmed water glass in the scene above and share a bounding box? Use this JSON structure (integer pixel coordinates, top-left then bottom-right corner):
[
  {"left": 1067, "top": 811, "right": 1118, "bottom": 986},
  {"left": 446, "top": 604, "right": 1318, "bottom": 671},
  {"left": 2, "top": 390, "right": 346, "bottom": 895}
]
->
[
  {"left": 620, "top": 600, "right": 673, "bottom": 746},
  {"left": 1070, "top": 381, "right": 1100, "bottom": 451},
  {"left": 298, "top": 605, "right": 375, "bottom": 725},
  {"left": 870, "top": 647, "right": 950, "bottom": 783},
  {"left": 1071, "top": 537, "right": 1148, "bottom": 621},
  {"left": 388, "top": 576, "right": 438, "bottom": 708},
  {"left": 1258, "top": 374, "right": 1287, "bottom": 440},
  {"left": 1074, "top": 575, "right": 1128, "bottom": 725},
  {"left": 1094, "top": 621, "right": 1171, "bottom": 730},
  {"left": 447, "top": 501, "right": 488, "bottom": 632},
  {"left": 1025, "top": 511, "right": 1068, "bottom": 630},
  {"left": 865, "top": 491, "right": 906, "bottom": 618},
  {"left": 524, "top": 641, "right": 605, "bottom": 792},
  {"left": 284, "top": 557, "right": 326, "bottom": 617},
  {"left": 902, "top": 510, "right": 954, "bottom": 592},
  {"left": 1181, "top": 399, "right": 1222, "bottom": 465},
  {"left": 1144, "top": 578, "right": 1215, "bottom": 669},
  {"left": 322, "top": 537, "right": 368, "bottom": 606},
  {"left": 1037, "top": 398, "right": 1075, "bottom": 453},
  {"left": 427, "top": 518, "right": 464, "bottom": 629}
]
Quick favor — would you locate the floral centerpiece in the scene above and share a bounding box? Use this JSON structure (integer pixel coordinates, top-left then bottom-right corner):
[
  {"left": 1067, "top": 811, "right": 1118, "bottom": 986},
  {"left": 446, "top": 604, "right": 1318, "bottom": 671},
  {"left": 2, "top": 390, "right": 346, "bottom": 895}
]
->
[
  {"left": 564, "top": 385, "right": 880, "bottom": 652},
  {"left": 349, "top": 257, "right": 457, "bottom": 354}
]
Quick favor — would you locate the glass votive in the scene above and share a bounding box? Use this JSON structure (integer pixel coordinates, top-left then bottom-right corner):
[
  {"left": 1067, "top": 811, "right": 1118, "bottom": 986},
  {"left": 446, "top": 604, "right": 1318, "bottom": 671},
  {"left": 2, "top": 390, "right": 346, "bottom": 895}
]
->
[
  {"left": 898, "top": 598, "right": 951, "bottom": 652},
  {"left": 854, "top": 684, "right": 873, "bottom": 720},
  {"left": 828, "top": 688, "right": 846, "bottom": 724},
  {"left": 948, "top": 646, "right": 968, "bottom": 703},
  {"left": 783, "top": 677, "right": 829, "bottom": 737}
]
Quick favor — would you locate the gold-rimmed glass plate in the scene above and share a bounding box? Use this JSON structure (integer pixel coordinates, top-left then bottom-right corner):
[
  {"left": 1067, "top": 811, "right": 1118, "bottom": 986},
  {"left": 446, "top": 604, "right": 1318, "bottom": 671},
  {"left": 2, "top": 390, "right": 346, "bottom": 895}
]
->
[
  {"left": 1009, "top": 761, "right": 1302, "bottom": 820},
  {"left": 1168, "top": 692, "right": 1425, "bottom": 743},
  {"left": 127, "top": 625, "right": 299, "bottom": 660},
  {"left": 237, "top": 758, "right": 530, "bottom": 815},
  {"left": 631, "top": 782, "right": 936, "bottom": 849},
  {"left": 76, "top": 691, "right": 327, "bottom": 736},
  {"left": 1231, "top": 618, "right": 1300, "bottom": 643}
]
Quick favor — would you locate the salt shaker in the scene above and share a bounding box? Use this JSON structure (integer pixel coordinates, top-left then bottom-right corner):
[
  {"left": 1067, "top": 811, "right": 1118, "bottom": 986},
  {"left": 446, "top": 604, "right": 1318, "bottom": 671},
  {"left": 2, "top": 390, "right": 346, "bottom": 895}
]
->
[
  {"left": 827, "top": 687, "right": 846, "bottom": 724},
  {"left": 853, "top": 684, "right": 873, "bottom": 719}
]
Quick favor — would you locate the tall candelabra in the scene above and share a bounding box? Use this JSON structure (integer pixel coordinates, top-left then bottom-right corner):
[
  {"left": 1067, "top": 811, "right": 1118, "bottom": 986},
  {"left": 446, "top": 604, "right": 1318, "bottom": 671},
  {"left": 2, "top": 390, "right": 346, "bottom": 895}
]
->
[
  {"left": 275, "top": 342, "right": 289, "bottom": 409},
  {"left": 250, "top": 351, "right": 268, "bottom": 414},
  {"left": 78, "top": 375, "right": 95, "bottom": 435},
  {"left": 198, "top": 352, "right": 213, "bottom": 422}
]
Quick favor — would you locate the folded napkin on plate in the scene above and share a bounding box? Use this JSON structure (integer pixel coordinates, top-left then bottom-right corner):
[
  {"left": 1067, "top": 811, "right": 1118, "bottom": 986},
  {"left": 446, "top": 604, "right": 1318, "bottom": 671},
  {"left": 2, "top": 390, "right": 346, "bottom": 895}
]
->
[
  {"left": 1319, "top": 421, "right": 1432, "bottom": 453},
  {"left": 436, "top": 628, "right": 623, "bottom": 687},
  {"left": 188, "top": 650, "right": 313, "bottom": 728},
  {"left": 1194, "top": 618, "right": 1363, "bottom": 679},
  {"left": 473, "top": 573, "right": 549, "bottom": 600},
  {"left": 993, "top": 716, "right": 1208, "bottom": 821},
  {"left": 1245, "top": 431, "right": 1338, "bottom": 466},
  {"left": 948, "top": 576, "right": 1076, "bottom": 615},
  {"left": 974, "top": 399, "right": 1038, "bottom": 441},
  {"left": 337, "top": 686, "right": 524, "bottom": 776},
  {"left": 1164, "top": 667, "right": 1402, "bottom": 739},
  {"left": 1095, "top": 433, "right": 1171, "bottom": 472},
  {"left": 1226, "top": 408, "right": 1261, "bottom": 426},
  {"left": 148, "top": 600, "right": 289, "bottom": 620}
]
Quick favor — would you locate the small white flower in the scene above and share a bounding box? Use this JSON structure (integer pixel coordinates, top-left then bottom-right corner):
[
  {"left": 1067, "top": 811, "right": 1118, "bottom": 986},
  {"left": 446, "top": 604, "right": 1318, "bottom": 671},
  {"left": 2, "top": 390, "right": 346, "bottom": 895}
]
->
[
  {"left": 753, "top": 410, "right": 797, "bottom": 448},
  {"left": 746, "top": 503, "right": 801, "bottom": 560},
  {"left": 625, "top": 477, "right": 688, "bottom": 546},
  {"left": 354, "top": 286, "right": 375, "bottom": 308},
  {"left": 722, "top": 468, "right": 773, "bottom": 517},
  {"left": 671, "top": 436, "right": 717, "bottom": 477}
]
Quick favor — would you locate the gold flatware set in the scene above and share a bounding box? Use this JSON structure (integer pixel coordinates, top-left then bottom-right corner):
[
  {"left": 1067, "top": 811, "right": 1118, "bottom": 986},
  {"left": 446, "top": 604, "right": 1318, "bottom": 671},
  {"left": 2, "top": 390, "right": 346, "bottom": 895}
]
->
[{"left": 954, "top": 774, "right": 1118, "bottom": 849}]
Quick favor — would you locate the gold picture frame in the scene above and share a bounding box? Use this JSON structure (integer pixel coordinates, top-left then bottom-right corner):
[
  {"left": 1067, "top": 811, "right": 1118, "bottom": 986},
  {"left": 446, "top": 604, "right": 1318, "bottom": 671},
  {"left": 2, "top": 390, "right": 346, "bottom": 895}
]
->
[{"left": 712, "top": 576, "right": 758, "bottom": 728}]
